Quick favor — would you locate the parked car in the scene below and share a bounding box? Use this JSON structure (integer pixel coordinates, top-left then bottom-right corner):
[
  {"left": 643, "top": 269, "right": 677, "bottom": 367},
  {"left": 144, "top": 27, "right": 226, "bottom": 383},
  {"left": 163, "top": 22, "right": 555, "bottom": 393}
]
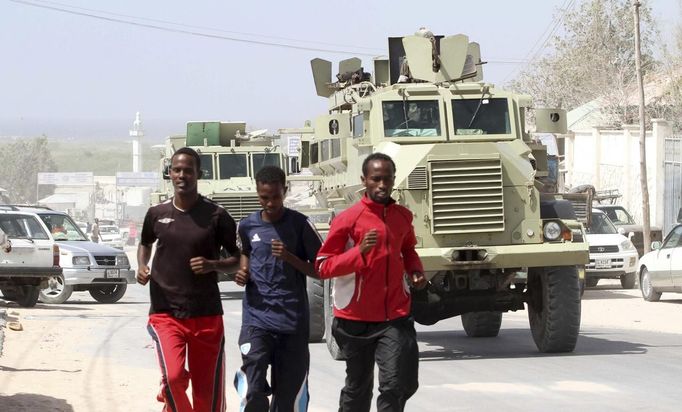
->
[
  {"left": 7, "top": 206, "right": 135, "bottom": 304},
  {"left": 585, "top": 209, "right": 639, "bottom": 289},
  {"left": 0, "top": 209, "right": 62, "bottom": 307},
  {"left": 99, "top": 225, "right": 125, "bottom": 249},
  {"left": 638, "top": 223, "right": 682, "bottom": 301},
  {"left": 593, "top": 204, "right": 663, "bottom": 257}
]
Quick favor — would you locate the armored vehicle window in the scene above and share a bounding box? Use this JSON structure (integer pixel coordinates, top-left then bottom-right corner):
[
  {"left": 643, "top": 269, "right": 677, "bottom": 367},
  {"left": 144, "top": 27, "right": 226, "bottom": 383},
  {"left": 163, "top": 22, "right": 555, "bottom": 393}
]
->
[
  {"left": 199, "top": 154, "right": 214, "bottom": 179},
  {"left": 452, "top": 98, "right": 510, "bottom": 135},
  {"left": 321, "top": 140, "right": 330, "bottom": 162},
  {"left": 331, "top": 139, "right": 341, "bottom": 158},
  {"left": 310, "top": 142, "right": 319, "bottom": 164},
  {"left": 218, "top": 154, "right": 248, "bottom": 179},
  {"left": 383, "top": 100, "right": 441, "bottom": 137},
  {"left": 352, "top": 114, "right": 363, "bottom": 137},
  {"left": 252, "top": 153, "right": 281, "bottom": 176}
]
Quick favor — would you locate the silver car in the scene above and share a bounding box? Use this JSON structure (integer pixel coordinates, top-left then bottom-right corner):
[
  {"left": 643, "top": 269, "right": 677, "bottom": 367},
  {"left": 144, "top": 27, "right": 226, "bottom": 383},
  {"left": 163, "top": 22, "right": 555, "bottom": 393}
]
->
[{"left": 13, "top": 206, "right": 135, "bottom": 304}]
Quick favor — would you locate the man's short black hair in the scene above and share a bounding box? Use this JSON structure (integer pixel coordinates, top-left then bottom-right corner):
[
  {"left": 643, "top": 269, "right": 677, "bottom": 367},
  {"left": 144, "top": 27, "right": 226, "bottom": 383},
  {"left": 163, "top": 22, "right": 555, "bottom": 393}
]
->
[
  {"left": 171, "top": 147, "right": 202, "bottom": 173},
  {"left": 362, "top": 152, "right": 396, "bottom": 176},
  {"left": 255, "top": 165, "right": 286, "bottom": 187}
]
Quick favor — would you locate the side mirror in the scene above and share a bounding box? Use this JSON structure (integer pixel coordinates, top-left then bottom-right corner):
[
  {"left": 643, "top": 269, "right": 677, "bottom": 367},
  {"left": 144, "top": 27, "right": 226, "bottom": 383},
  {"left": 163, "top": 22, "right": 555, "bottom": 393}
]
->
[
  {"left": 651, "top": 241, "right": 661, "bottom": 250},
  {"left": 617, "top": 227, "right": 626, "bottom": 235}
]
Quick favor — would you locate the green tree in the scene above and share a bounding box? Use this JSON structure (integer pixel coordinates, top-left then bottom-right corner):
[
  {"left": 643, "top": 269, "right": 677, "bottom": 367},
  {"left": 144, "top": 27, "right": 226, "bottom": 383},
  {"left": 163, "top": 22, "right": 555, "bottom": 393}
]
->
[
  {"left": 509, "top": 0, "right": 658, "bottom": 127},
  {"left": 0, "top": 136, "right": 58, "bottom": 203}
]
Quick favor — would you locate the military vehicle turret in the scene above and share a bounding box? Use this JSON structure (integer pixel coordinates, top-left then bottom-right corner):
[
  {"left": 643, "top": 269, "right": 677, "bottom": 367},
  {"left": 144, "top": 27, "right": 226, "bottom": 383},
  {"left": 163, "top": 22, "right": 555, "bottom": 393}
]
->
[
  {"left": 283, "top": 31, "right": 589, "bottom": 354},
  {"left": 152, "top": 121, "right": 289, "bottom": 221}
]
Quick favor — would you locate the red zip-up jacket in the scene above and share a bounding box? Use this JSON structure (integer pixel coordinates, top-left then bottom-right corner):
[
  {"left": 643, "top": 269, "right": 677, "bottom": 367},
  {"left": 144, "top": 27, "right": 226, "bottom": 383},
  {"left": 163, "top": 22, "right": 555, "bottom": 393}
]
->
[{"left": 316, "top": 195, "right": 424, "bottom": 322}]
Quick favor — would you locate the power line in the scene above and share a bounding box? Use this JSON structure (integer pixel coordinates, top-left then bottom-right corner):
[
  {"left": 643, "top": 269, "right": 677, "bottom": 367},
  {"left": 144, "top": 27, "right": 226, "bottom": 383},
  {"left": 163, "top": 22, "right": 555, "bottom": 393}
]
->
[
  {"left": 8, "top": 0, "right": 381, "bottom": 56},
  {"left": 20, "top": 0, "right": 386, "bottom": 53}
]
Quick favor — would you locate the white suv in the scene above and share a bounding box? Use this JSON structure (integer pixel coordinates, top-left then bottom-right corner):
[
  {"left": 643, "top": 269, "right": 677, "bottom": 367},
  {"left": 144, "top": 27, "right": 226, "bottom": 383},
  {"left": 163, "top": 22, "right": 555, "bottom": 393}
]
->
[
  {"left": 0, "top": 209, "right": 62, "bottom": 307},
  {"left": 9, "top": 206, "right": 135, "bottom": 304},
  {"left": 585, "top": 209, "right": 639, "bottom": 289}
]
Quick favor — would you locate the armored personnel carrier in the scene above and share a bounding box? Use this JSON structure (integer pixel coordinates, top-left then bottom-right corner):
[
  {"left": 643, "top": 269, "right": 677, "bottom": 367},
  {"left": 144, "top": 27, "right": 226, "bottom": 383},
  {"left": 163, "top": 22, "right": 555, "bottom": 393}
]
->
[
  {"left": 152, "top": 121, "right": 289, "bottom": 220},
  {"left": 284, "top": 31, "right": 589, "bottom": 353}
]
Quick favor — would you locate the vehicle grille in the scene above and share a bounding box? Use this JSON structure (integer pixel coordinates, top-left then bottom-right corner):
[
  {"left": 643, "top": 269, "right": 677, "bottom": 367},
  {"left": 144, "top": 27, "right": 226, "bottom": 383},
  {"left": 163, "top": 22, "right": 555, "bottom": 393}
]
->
[
  {"left": 589, "top": 245, "right": 619, "bottom": 253},
  {"left": 94, "top": 256, "right": 116, "bottom": 266},
  {"left": 429, "top": 158, "right": 504, "bottom": 234},
  {"left": 407, "top": 166, "right": 428, "bottom": 190},
  {"left": 210, "top": 194, "right": 261, "bottom": 221}
]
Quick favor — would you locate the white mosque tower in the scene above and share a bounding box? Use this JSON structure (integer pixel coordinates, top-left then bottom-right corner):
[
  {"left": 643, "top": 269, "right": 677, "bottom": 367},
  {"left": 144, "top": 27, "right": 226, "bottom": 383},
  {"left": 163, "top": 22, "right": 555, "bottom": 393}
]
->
[{"left": 130, "top": 112, "right": 144, "bottom": 173}]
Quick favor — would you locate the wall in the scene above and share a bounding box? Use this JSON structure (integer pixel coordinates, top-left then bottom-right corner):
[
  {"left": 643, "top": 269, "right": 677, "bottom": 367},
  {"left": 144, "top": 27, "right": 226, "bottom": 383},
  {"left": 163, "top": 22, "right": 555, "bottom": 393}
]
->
[{"left": 563, "top": 119, "right": 669, "bottom": 230}]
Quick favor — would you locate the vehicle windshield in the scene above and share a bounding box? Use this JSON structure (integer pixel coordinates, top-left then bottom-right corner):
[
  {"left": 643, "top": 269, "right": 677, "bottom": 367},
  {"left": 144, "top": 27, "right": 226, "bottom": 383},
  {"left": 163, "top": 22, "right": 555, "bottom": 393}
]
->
[
  {"left": 0, "top": 214, "right": 50, "bottom": 240},
  {"left": 39, "top": 213, "right": 88, "bottom": 241},
  {"left": 252, "top": 153, "right": 281, "bottom": 176},
  {"left": 587, "top": 213, "right": 618, "bottom": 235},
  {"left": 452, "top": 98, "right": 511, "bottom": 135},
  {"left": 383, "top": 100, "right": 441, "bottom": 137},
  {"left": 199, "top": 154, "right": 214, "bottom": 179},
  {"left": 218, "top": 154, "right": 248, "bottom": 179},
  {"left": 600, "top": 207, "right": 635, "bottom": 225}
]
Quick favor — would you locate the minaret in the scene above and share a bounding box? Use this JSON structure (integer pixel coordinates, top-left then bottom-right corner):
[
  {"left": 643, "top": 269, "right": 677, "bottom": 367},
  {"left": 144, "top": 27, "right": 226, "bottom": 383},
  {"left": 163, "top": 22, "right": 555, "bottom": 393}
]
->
[{"left": 130, "top": 112, "right": 144, "bottom": 173}]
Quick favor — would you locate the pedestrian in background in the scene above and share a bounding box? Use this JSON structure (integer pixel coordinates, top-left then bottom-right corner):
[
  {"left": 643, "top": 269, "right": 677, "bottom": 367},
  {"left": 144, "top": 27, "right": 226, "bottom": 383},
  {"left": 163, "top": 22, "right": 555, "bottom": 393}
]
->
[
  {"left": 137, "top": 147, "right": 241, "bottom": 412},
  {"left": 90, "top": 218, "right": 100, "bottom": 243},
  {"left": 234, "top": 165, "right": 322, "bottom": 412},
  {"left": 316, "top": 152, "right": 426, "bottom": 412}
]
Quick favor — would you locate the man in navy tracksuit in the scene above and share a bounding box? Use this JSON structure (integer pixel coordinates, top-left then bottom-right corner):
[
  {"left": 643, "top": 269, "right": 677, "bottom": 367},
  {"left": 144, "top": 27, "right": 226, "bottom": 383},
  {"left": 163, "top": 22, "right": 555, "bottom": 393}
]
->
[
  {"left": 234, "top": 165, "right": 322, "bottom": 412},
  {"left": 316, "top": 152, "right": 426, "bottom": 412}
]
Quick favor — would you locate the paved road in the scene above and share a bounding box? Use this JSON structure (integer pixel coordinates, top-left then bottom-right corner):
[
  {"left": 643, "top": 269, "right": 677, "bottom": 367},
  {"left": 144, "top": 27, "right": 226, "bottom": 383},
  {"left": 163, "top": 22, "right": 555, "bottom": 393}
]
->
[{"left": 1, "top": 249, "right": 682, "bottom": 411}]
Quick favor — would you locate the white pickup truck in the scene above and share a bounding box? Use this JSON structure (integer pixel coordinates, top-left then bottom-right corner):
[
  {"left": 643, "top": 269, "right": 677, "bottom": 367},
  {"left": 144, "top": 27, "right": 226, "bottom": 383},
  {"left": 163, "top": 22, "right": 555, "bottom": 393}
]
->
[{"left": 0, "top": 209, "right": 62, "bottom": 307}]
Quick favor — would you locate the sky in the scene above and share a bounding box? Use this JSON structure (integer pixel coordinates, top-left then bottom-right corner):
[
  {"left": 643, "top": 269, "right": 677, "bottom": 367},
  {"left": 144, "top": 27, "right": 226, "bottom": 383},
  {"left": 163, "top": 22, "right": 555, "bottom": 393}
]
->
[{"left": 0, "top": 0, "right": 680, "bottom": 142}]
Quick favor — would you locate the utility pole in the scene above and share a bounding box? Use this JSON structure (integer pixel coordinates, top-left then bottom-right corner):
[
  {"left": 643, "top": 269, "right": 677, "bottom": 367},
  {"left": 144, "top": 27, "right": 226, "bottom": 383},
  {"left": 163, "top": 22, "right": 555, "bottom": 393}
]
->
[{"left": 634, "top": 0, "right": 651, "bottom": 254}]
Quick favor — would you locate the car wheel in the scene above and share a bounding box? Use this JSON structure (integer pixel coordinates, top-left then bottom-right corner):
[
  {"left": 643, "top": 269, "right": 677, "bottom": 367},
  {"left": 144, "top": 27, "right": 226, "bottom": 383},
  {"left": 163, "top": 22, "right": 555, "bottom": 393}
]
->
[
  {"left": 39, "top": 275, "right": 73, "bottom": 304},
  {"left": 620, "top": 272, "right": 637, "bottom": 289},
  {"left": 15, "top": 286, "right": 40, "bottom": 307},
  {"left": 527, "top": 266, "right": 581, "bottom": 353},
  {"left": 639, "top": 268, "right": 662, "bottom": 302},
  {"left": 585, "top": 278, "right": 599, "bottom": 288},
  {"left": 88, "top": 283, "right": 127, "bottom": 303},
  {"left": 307, "top": 277, "right": 325, "bottom": 343},
  {"left": 1, "top": 287, "right": 19, "bottom": 301},
  {"left": 461, "top": 311, "right": 503, "bottom": 337}
]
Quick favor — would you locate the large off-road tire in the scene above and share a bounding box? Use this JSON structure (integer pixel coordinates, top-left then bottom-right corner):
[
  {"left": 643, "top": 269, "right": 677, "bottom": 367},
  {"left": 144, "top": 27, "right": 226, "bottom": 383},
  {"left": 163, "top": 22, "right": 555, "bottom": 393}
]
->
[
  {"left": 527, "top": 266, "right": 581, "bottom": 353},
  {"left": 88, "top": 283, "right": 127, "bottom": 303},
  {"left": 307, "top": 277, "right": 325, "bottom": 342},
  {"left": 1, "top": 287, "right": 19, "bottom": 301},
  {"left": 585, "top": 278, "right": 599, "bottom": 288},
  {"left": 620, "top": 272, "right": 637, "bottom": 289},
  {"left": 461, "top": 311, "right": 503, "bottom": 337},
  {"left": 639, "top": 268, "right": 662, "bottom": 302},
  {"left": 323, "top": 279, "right": 343, "bottom": 360},
  {"left": 15, "top": 286, "right": 40, "bottom": 308},
  {"left": 39, "top": 275, "right": 73, "bottom": 304}
]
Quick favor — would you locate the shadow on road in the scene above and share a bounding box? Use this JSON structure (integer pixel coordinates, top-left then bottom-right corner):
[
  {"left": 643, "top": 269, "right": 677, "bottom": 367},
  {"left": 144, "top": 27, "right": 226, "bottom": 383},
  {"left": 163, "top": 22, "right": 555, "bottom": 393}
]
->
[
  {"left": 220, "top": 291, "right": 244, "bottom": 301},
  {"left": 581, "top": 289, "right": 640, "bottom": 300},
  {"left": 0, "top": 301, "right": 93, "bottom": 311},
  {"left": 0, "top": 393, "right": 74, "bottom": 411},
  {"left": 417, "top": 328, "right": 652, "bottom": 361}
]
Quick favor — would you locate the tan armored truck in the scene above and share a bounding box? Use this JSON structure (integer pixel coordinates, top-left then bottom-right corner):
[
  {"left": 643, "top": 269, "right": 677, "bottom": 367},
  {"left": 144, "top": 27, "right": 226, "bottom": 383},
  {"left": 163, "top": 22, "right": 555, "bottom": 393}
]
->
[{"left": 283, "top": 31, "right": 589, "bottom": 353}]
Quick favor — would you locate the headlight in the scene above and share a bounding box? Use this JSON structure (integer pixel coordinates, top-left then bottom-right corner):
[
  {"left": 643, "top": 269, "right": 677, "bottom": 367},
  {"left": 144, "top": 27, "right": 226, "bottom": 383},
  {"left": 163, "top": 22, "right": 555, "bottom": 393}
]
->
[
  {"left": 543, "top": 221, "right": 562, "bottom": 241},
  {"left": 116, "top": 254, "right": 129, "bottom": 267},
  {"left": 620, "top": 240, "right": 635, "bottom": 251},
  {"left": 72, "top": 256, "right": 91, "bottom": 266}
]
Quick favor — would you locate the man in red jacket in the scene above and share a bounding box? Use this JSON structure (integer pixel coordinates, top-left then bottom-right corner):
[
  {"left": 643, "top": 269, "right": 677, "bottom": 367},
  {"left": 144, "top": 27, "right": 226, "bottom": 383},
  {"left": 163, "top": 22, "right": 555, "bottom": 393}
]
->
[{"left": 316, "top": 152, "right": 426, "bottom": 412}]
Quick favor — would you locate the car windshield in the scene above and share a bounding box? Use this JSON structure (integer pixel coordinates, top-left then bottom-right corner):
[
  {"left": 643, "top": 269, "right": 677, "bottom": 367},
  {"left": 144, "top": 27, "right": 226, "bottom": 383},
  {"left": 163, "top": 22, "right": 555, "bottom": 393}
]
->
[
  {"left": 218, "top": 154, "right": 248, "bottom": 179},
  {"left": 600, "top": 207, "right": 635, "bottom": 225},
  {"left": 39, "top": 213, "right": 88, "bottom": 241},
  {"left": 587, "top": 213, "right": 618, "bottom": 235},
  {"left": 383, "top": 100, "right": 441, "bottom": 137},
  {"left": 252, "top": 153, "right": 281, "bottom": 176}
]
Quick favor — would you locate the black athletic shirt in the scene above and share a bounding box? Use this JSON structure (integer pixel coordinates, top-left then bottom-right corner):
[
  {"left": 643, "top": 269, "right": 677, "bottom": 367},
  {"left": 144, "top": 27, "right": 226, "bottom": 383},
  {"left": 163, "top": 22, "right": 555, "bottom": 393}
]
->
[
  {"left": 140, "top": 196, "right": 238, "bottom": 318},
  {"left": 238, "top": 208, "right": 322, "bottom": 333}
]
